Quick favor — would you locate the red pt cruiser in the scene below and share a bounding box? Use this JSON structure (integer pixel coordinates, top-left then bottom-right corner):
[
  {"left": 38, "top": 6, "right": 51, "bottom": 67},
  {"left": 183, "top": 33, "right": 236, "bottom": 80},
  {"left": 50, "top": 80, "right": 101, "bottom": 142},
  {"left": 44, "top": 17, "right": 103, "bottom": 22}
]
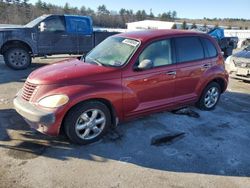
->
[{"left": 14, "top": 30, "right": 228, "bottom": 144}]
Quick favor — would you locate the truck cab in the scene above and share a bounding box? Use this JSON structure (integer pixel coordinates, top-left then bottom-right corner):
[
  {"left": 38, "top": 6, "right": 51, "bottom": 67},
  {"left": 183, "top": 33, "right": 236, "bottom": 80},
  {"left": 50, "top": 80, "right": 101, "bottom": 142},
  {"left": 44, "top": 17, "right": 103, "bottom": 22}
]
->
[
  {"left": 35, "top": 15, "right": 93, "bottom": 55},
  {"left": 0, "top": 14, "right": 116, "bottom": 70}
]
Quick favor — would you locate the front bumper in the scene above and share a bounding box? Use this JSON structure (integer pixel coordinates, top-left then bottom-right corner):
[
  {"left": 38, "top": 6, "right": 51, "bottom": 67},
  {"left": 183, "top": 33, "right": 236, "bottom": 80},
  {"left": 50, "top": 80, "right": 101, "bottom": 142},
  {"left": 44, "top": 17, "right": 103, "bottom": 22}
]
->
[
  {"left": 13, "top": 95, "right": 64, "bottom": 136},
  {"left": 14, "top": 95, "right": 55, "bottom": 125},
  {"left": 225, "top": 57, "right": 250, "bottom": 81},
  {"left": 229, "top": 71, "right": 250, "bottom": 81}
]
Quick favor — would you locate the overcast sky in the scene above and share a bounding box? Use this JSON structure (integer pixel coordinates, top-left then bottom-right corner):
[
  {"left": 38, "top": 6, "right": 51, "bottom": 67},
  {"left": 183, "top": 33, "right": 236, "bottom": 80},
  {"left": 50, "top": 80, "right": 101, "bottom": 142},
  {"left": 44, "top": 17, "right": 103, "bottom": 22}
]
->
[{"left": 29, "top": 0, "right": 250, "bottom": 19}]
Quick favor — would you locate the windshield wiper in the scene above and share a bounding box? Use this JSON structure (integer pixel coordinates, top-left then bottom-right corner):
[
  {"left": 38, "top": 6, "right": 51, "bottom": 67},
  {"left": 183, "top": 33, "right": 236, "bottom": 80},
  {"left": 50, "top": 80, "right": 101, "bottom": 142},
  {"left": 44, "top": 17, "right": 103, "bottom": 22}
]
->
[{"left": 86, "top": 57, "right": 103, "bottom": 66}]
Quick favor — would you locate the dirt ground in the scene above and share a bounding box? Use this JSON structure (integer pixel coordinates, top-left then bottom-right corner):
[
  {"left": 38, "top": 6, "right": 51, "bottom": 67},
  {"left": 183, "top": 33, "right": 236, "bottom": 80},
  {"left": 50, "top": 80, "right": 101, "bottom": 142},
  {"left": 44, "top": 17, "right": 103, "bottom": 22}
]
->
[{"left": 0, "top": 55, "right": 250, "bottom": 188}]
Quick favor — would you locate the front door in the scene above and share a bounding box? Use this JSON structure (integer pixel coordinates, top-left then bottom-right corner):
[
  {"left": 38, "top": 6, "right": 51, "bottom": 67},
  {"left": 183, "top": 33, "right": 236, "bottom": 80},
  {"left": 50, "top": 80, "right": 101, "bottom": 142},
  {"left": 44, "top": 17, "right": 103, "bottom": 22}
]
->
[
  {"left": 37, "top": 16, "right": 76, "bottom": 55},
  {"left": 122, "top": 39, "right": 176, "bottom": 118}
]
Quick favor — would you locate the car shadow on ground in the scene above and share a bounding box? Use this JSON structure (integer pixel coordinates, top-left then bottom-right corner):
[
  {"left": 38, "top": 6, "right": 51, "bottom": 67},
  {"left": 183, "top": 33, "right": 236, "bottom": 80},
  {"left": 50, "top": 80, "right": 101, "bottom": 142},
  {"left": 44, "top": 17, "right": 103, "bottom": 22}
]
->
[{"left": 0, "top": 91, "right": 250, "bottom": 177}]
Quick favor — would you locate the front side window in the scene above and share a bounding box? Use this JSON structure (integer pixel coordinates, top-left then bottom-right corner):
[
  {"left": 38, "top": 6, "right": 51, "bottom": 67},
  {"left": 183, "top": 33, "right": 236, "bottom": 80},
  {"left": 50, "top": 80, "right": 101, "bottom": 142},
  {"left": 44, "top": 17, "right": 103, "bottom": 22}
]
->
[
  {"left": 43, "top": 17, "right": 65, "bottom": 32},
  {"left": 85, "top": 37, "right": 140, "bottom": 67},
  {"left": 175, "top": 37, "right": 204, "bottom": 63},
  {"left": 138, "top": 39, "right": 173, "bottom": 68}
]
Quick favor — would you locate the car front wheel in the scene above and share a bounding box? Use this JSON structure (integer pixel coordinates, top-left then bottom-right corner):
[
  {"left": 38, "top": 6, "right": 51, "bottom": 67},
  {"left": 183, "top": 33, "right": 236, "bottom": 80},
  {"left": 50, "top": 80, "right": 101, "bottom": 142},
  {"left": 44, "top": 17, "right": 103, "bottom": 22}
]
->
[
  {"left": 64, "top": 101, "right": 111, "bottom": 145},
  {"left": 197, "top": 82, "right": 221, "bottom": 111}
]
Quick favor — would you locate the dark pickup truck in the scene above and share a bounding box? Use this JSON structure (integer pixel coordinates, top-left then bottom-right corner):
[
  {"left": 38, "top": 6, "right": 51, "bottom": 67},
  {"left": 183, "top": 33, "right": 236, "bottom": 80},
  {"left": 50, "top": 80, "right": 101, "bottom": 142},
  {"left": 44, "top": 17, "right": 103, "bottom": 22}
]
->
[
  {"left": 208, "top": 27, "right": 238, "bottom": 57},
  {"left": 0, "top": 14, "right": 118, "bottom": 70}
]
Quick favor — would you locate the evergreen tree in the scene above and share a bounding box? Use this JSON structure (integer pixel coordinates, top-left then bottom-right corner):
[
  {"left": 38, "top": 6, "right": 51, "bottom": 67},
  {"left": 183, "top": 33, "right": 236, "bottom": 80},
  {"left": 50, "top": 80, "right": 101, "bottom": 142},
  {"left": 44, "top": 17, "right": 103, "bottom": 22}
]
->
[
  {"left": 172, "top": 23, "right": 177, "bottom": 29},
  {"left": 182, "top": 21, "right": 187, "bottom": 29},
  {"left": 63, "top": 2, "right": 70, "bottom": 14}
]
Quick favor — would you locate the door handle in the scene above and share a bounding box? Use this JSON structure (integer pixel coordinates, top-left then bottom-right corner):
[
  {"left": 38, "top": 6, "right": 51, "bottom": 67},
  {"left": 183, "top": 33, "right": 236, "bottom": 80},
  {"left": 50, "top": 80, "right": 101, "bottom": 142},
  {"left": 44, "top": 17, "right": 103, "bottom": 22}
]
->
[
  {"left": 202, "top": 64, "right": 211, "bottom": 69},
  {"left": 166, "top": 71, "right": 176, "bottom": 75},
  {"left": 61, "top": 34, "right": 68, "bottom": 37}
]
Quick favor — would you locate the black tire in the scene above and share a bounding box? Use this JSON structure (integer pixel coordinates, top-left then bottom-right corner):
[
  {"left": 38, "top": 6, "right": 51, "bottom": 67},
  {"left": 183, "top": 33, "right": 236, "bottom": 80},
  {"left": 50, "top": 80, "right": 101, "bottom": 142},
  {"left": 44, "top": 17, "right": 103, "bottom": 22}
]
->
[
  {"left": 64, "top": 101, "right": 111, "bottom": 145},
  {"left": 3, "top": 47, "right": 31, "bottom": 70},
  {"left": 196, "top": 82, "right": 221, "bottom": 111}
]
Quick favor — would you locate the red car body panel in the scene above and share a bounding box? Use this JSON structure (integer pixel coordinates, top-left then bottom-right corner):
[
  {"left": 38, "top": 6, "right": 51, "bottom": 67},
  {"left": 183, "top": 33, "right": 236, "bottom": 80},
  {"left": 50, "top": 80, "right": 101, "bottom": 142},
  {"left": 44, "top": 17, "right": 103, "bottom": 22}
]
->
[{"left": 14, "top": 30, "right": 228, "bottom": 136}]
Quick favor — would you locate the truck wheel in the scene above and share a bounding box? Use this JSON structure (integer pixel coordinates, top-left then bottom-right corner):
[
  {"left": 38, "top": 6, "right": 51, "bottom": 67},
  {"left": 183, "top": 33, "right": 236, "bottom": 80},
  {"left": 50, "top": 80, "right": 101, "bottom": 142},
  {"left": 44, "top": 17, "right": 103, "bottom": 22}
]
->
[
  {"left": 196, "top": 82, "right": 221, "bottom": 111},
  {"left": 4, "top": 47, "right": 31, "bottom": 70},
  {"left": 64, "top": 101, "right": 111, "bottom": 145}
]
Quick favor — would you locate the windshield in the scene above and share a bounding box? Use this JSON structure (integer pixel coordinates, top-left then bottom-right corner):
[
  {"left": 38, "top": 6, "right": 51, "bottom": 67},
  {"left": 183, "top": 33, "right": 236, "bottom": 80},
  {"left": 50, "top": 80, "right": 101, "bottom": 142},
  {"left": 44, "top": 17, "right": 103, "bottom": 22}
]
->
[
  {"left": 85, "top": 37, "right": 140, "bottom": 67},
  {"left": 25, "top": 15, "right": 48, "bottom": 28}
]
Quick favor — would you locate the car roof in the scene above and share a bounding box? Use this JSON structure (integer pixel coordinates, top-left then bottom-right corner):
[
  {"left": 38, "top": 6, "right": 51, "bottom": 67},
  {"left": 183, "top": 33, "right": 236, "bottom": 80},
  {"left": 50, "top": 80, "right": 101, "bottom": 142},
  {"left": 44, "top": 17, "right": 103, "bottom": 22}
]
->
[{"left": 116, "top": 29, "right": 209, "bottom": 43}]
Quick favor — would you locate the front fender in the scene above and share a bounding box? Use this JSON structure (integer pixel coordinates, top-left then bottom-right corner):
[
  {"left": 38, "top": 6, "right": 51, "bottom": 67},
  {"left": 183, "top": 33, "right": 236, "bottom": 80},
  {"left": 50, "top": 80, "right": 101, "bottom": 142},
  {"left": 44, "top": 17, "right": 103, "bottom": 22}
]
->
[
  {"left": 1, "top": 30, "right": 37, "bottom": 54},
  {"left": 34, "top": 82, "right": 123, "bottom": 121}
]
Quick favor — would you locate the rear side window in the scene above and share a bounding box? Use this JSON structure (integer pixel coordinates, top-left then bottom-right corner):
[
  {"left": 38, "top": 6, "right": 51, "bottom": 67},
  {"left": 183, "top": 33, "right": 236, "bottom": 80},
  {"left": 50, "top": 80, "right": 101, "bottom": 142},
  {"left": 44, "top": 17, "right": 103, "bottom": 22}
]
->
[
  {"left": 68, "top": 19, "right": 88, "bottom": 33},
  {"left": 175, "top": 37, "right": 204, "bottom": 63},
  {"left": 201, "top": 38, "right": 218, "bottom": 58},
  {"left": 65, "top": 16, "right": 93, "bottom": 35}
]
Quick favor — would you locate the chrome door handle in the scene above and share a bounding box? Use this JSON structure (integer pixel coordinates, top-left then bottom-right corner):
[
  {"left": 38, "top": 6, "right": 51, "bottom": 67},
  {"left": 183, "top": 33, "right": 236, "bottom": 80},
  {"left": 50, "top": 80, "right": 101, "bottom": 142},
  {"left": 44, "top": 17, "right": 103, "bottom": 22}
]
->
[
  {"left": 166, "top": 71, "right": 176, "bottom": 75},
  {"left": 61, "top": 34, "right": 68, "bottom": 37}
]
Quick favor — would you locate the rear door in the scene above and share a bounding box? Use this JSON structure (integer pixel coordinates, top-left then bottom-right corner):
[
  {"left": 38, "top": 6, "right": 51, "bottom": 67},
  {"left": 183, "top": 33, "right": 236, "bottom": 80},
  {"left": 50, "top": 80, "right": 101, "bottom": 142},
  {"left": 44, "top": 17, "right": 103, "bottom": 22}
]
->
[
  {"left": 173, "top": 36, "right": 206, "bottom": 104},
  {"left": 37, "top": 16, "right": 76, "bottom": 54},
  {"left": 123, "top": 39, "right": 176, "bottom": 117},
  {"left": 64, "top": 16, "right": 93, "bottom": 54}
]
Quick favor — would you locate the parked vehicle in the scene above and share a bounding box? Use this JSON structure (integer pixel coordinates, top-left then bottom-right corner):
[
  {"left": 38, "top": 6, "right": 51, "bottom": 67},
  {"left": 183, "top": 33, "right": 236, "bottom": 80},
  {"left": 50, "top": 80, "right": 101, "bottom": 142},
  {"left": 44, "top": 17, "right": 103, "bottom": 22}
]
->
[
  {"left": 208, "top": 27, "right": 238, "bottom": 57},
  {"left": 225, "top": 46, "right": 250, "bottom": 81},
  {"left": 14, "top": 30, "right": 228, "bottom": 144},
  {"left": 239, "top": 38, "right": 250, "bottom": 49},
  {"left": 0, "top": 14, "right": 117, "bottom": 70}
]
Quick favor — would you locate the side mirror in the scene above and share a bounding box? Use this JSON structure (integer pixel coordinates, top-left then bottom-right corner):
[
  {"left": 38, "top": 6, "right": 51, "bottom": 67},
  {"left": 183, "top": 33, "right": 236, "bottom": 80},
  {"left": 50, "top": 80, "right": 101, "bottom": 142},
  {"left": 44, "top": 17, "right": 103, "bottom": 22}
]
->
[
  {"left": 38, "top": 22, "right": 46, "bottom": 32},
  {"left": 136, "top": 59, "right": 153, "bottom": 71},
  {"left": 80, "top": 54, "right": 86, "bottom": 61}
]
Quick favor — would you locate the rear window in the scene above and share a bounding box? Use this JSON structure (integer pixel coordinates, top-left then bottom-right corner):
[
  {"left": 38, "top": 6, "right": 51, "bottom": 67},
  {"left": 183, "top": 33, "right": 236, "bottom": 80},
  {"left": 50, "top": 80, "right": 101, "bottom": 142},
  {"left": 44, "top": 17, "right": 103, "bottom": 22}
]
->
[
  {"left": 175, "top": 37, "right": 204, "bottom": 63},
  {"left": 201, "top": 38, "right": 218, "bottom": 58}
]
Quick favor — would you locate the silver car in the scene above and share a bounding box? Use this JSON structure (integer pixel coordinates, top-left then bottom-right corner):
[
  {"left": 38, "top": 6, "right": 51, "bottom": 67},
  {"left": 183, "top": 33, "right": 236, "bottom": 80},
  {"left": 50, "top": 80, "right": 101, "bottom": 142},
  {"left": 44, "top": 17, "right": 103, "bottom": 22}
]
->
[{"left": 225, "top": 46, "right": 250, "bottom": 81}]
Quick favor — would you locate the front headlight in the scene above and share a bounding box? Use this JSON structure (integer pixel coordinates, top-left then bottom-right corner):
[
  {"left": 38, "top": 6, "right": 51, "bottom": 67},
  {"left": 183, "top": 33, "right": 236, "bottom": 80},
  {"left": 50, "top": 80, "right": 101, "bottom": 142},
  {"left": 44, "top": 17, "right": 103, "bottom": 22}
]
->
[
  {"left": 38, "top": 94, "right": 69, "bottom": 108},
  {"left": 225, "top": 56, "right": 231, "bottom": 65}
]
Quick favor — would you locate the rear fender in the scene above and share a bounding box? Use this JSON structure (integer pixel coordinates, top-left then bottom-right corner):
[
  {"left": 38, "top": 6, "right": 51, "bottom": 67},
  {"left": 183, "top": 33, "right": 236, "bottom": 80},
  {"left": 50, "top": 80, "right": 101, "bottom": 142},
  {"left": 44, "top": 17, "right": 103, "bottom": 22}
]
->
[{"left": 195, "top": 65, "right": 228, "bottom": 98}]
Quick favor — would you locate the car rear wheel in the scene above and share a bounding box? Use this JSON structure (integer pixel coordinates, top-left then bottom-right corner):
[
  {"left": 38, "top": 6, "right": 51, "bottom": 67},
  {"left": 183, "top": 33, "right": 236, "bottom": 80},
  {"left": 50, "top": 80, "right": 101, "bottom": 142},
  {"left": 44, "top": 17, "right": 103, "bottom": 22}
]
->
[
  {"left": 64, "top": 101, "right": 111, "bottom": 145},
  {"left": 4, "top": 47, "right": 31, "bottom": 70},
  {"left": 197, "top": 82, "right": 221, "bottom": 111}
]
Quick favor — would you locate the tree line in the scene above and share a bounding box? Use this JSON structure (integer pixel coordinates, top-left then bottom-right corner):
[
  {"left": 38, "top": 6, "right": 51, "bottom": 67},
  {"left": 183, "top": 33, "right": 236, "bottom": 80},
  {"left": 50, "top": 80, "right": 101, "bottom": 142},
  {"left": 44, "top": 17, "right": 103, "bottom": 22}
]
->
[
  {"left": 0, "top": 0, "right": 249, "bottom": 29},
  {"left": 0, "top": 0, "right": 177, "bottom": 28}
]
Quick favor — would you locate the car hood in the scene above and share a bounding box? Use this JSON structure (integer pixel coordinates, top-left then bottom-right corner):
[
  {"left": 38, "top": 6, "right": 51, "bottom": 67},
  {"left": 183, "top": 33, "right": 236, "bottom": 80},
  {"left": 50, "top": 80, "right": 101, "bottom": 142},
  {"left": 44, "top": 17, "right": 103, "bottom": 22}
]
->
[
  {"left": 27, "top": 59, "right": 121, "bottom": 85},
  {"left": 233, "top": 50, "right": 250, "bottom": 59},
  {"left": 0, "top": 26, "right": 24, "bottom": 31}
]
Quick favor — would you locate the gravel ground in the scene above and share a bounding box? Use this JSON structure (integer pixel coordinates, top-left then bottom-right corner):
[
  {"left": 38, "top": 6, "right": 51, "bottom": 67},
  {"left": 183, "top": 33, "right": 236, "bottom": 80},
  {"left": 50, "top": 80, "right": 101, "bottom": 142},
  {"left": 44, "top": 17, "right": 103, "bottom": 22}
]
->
[{"left": 0, "top": 55, "right": 250, "bottom": 188}]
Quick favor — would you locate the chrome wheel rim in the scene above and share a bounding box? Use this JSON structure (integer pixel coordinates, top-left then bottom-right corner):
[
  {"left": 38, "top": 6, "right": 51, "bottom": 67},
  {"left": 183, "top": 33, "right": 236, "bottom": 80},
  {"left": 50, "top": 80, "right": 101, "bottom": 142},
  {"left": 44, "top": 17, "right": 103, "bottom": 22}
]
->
[
  {"left": 75, "top": 109, "right": 106, "bottom": 140},
  {"left": 8, "top": 50, "right": 28, "bottom": 68},
  {"left": 204, "top": 87, "right": 219, "bottom": 108}
]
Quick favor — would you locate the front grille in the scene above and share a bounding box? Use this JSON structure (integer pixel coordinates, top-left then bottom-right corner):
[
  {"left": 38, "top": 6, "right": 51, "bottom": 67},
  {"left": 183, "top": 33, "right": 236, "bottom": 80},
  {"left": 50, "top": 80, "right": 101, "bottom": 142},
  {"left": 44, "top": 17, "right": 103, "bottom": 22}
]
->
[
  {"left": 21, "top": 81, "right": 37, "bottom": 101},
  {"left": 234, "top": 61, "right": 250, "bottom": 68}
]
